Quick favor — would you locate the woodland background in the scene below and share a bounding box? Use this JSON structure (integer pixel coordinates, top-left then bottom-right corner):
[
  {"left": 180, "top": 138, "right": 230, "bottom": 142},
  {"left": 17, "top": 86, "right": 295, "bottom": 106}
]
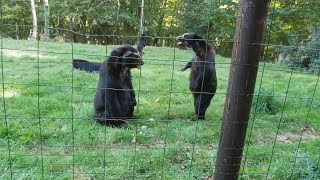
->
[{"left": 1, "top": 0, "right": 319, "bottom": 72}]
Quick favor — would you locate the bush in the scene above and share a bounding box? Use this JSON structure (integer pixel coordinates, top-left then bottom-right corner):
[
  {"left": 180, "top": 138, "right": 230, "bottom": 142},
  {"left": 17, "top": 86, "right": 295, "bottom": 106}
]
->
[
  {"left": 304, "top": 25, "right": 320, "bottom": 73},
  {"left": 53, "top": 35, "right": 66, "bottom": 43},
  {"left": 280, "top": 25, "right": 320, "bottom": 73}
]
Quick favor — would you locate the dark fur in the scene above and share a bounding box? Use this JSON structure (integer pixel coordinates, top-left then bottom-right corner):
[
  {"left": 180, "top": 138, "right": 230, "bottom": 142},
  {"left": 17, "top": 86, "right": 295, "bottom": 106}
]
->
[
  {"left": 181, "top": 61, "right": 192, "bottom": 71},
  {"left": 73, "top": 59, "right": 101, "bottom": 72},
  {"left": 137, "top": 33, "right": 146, "bottom": 54},
  {"left": 72, "top": 35, "right": 146, "bottom": 72},
  {"left": 94, "top": 45, "right": 143, "bottom": 126},
  {"left": 177, "top": 32, "right": 217, "bottom": 120}
]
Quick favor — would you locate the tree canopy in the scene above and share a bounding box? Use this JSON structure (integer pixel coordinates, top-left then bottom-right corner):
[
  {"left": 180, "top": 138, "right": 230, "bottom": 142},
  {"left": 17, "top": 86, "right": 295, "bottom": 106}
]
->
[{"left": 1, "top": 0, "right": 319, "bottom": 60}]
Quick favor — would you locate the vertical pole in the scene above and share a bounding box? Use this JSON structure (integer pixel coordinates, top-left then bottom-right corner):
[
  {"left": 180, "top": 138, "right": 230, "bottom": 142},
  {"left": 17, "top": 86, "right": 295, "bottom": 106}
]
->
[{"left": 214, "top": 0, "right": 270, "bottom": 179}]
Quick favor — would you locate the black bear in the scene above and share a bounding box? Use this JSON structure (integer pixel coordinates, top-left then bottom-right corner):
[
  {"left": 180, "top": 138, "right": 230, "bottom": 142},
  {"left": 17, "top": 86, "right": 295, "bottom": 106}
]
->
[
  {"left": 177, "top": 32, "right": 217, "bottom": 120},
  {"left": 94, "top": 45, "right": 144, "bottom": 126},
  {"left": 72, "top": 34, "right": 146, "bottom": 72},
  {"left": 136, "top": 33, "right": 146, "bottom": 54}
]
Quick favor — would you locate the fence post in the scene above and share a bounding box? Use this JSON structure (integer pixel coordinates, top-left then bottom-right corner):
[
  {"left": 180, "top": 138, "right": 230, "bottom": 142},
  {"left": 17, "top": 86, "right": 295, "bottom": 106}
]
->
[{"left": 214, "top": 0, "right": 270, "bottom": 179}]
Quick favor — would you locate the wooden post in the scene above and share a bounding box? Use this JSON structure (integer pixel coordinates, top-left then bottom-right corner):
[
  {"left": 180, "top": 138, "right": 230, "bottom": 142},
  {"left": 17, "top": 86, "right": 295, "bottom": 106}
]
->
[{"left": 214, "top": 0, "right": 270, "bottom": 179}]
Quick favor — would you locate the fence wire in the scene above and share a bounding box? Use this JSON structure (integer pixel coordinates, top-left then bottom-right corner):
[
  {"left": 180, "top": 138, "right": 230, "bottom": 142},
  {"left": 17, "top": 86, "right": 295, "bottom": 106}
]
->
[{"left": 1, "top": 1, "right": 320, "bottom": 180}]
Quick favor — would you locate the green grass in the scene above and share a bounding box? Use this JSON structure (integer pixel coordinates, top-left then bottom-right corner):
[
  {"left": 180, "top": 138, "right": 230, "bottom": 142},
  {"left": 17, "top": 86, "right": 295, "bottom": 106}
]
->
[{"left": 0, "top": 38, "right": 319, "bottom": 179}]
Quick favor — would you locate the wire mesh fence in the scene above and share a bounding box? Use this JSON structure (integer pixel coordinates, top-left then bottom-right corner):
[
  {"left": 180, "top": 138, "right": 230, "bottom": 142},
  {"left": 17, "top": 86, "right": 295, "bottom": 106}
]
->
[{"left": 1, "top": 0, "right": 320, "bottom": 179}]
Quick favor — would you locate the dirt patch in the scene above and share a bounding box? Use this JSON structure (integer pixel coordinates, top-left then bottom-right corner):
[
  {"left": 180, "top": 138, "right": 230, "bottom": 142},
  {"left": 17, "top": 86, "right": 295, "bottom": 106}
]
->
[{"left": 277, "top": 126, "right": 319, "bottom": 144}]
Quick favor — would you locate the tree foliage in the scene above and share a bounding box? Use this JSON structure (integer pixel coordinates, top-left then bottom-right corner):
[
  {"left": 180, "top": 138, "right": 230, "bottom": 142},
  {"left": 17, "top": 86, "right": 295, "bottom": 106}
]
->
[
  {"left": 0, "top": 0, "right": 319, "bottom": 61},
  {"left": 281, "top": 24, "right": 320, "bottom": 73}
]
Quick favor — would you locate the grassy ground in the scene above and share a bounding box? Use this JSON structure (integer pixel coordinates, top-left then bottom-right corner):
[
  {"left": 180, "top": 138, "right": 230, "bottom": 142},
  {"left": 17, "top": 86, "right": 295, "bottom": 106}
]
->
[{"left": 0, "top": 38, "right": 319, "bottom": 179}]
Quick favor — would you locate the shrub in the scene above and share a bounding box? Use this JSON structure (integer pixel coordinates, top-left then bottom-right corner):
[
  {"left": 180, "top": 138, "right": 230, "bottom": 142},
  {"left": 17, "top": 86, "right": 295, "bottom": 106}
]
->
[{"left": 280, "top": 25, "right": 320, "bottom": 73}]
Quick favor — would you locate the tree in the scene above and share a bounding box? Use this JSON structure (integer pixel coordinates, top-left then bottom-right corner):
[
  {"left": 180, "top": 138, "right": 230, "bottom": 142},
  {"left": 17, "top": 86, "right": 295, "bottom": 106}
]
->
[
  {"left": 29, "top": 0, "right": 37, "bottom": 40},
  {"left": 177, "top": 0, "right": 238, "bottom": 56},
  {"left": 1, "top": 0, "right": 319, "bottom": 60},
  {"left": 1, "top": 1, "right": 31, "bottom": 39},
  {"left": 268, "top": 0, "right": 320, "bottom": 60},
  {"left": 281, "top": 24, "right": 320, "bottom": 73},
  {"left": 152, "top": 0, "right": 168, "bottom": 46},
  {"left": 43, "top": 0, "right": 50, "bottom": 41}
]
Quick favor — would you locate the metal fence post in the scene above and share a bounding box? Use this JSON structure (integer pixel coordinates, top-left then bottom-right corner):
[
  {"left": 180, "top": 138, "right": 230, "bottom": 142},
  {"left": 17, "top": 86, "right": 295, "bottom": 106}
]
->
[{"left": 214, "top": 0, "right": 270, "bottom": 179}]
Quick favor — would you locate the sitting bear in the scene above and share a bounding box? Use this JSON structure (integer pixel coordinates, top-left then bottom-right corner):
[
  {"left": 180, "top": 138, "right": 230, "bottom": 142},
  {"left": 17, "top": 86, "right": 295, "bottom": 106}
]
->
[{"left": 94, "top": 45, "right": 144, "bottom": 126}]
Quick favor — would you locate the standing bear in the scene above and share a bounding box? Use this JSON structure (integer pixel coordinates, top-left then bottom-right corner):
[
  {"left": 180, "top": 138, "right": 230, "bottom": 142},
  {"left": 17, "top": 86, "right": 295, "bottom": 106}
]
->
[{"left": 177, "top": 32, "right": 217, "bottom": 120}]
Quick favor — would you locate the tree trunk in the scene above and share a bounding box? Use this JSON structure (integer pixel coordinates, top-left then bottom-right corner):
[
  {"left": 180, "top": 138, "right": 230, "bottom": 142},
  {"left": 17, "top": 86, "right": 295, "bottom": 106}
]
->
[
  {"left": 162, "top": 34, "right": 165, "bottom": 47},
  {"left": 43, "top": 0, "right": 50, "bottom": 41},
  {"left": 80, "top": 16, "right": 87, "bottom": 43},
  {"left": 57, "top": 17, "right": 64, "bottom": 36},
  {"left": 138, "top": 0, "right": 144, "bottom": 36},
  {"left": 15, "top": 21, "right": 20, "bottom": 40},
  {"left": 30, "top": 0, "right": 37, "bottom": 40}
]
